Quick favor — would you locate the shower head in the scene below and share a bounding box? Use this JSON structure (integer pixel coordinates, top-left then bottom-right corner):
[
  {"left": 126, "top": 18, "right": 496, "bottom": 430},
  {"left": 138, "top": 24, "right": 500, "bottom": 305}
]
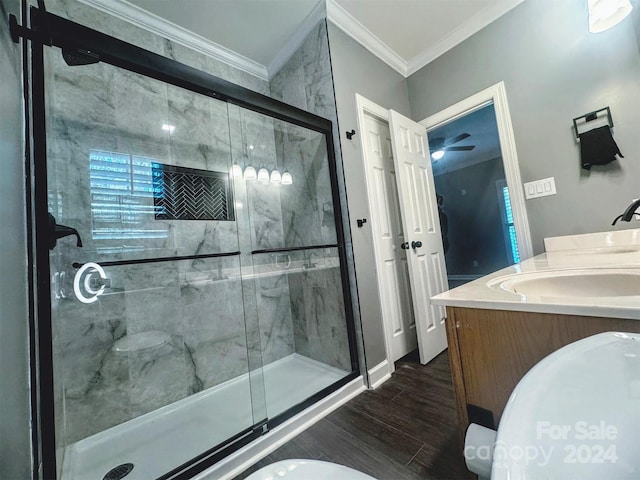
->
[{"left": 61, "top": 47, "right": 100, "bottom": 66}]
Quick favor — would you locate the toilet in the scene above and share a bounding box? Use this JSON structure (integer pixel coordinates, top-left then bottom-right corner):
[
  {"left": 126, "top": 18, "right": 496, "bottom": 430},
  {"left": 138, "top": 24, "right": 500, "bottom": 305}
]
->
[
  {"left": 467, "top": 331, "right": 640, "bottom": 479},
  {"left": 245, "top": 459, "right": 377, "bottom": 479},
  {"left": 248, "top": 332, "right": 639, "bottom": 480}
]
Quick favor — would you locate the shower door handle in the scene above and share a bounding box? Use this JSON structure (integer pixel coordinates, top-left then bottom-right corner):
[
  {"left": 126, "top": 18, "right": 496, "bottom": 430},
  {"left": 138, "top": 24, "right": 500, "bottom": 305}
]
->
[
  {"left": 73, "top": 262, "right": 108, "bottom": 304},
  {"left": 48, "top": 213, "right": 83, "bottom": 250}
]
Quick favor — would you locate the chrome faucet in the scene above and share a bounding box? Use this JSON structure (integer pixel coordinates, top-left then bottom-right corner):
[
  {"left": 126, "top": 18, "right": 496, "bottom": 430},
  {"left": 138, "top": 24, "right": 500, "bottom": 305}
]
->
[{"left": 612, "top": 198, "right": 640, "bottom": 225}]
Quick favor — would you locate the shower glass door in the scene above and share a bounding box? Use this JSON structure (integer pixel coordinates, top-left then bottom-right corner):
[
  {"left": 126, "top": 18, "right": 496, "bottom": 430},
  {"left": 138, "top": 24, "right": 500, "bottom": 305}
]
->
[
  {"left": 231, "top": 108, "right": 353, "bottom": 421},
  {"left": 43, "top": 47, "right": 266, "bottom": 479},
  {"left": 30, "top": 8, "right": 358, "bottom": 479}
]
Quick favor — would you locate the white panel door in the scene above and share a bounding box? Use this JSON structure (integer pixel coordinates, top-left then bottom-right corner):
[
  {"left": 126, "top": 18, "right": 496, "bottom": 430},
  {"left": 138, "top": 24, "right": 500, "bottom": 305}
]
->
[
  {"left": 362, "top": 114, "right": 417, "bottom": 362},
  {"left": 388, "top": 110, "right": 448, "bottom": 365}
]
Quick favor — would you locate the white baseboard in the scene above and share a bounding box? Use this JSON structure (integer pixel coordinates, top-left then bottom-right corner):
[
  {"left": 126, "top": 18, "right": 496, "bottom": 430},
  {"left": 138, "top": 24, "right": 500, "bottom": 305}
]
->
[
  {"left": 195, "top": 376, "right": 366, "bottom": 480},
  {"left": 367, "top": 360, "right": 392, "bottom": 389}
]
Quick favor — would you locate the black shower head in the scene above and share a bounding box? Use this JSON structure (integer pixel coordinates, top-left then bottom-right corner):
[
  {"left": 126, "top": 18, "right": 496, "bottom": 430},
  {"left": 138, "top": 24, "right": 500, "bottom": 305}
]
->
[{"left": 61, "top": 47, "right": 100, "bottom": 66}]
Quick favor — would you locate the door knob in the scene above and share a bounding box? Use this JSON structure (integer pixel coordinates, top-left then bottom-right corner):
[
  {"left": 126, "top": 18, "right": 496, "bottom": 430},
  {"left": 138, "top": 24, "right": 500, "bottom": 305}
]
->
[
  {"left": 400, "top": 242, "right": 409, "bottom": 250},
  {"left": 411, "top": 240, "right": 423, "bottom": 249}
]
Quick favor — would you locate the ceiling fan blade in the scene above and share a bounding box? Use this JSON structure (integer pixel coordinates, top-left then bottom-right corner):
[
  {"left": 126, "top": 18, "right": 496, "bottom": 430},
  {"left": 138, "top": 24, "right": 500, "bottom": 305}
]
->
[
  {"left": 445, "top": 145, "right": 475, "bottom": 151},
  {"left": 429, "top": 137, "right": 445, "bottom": 148},
  {"left": 446, "top": 133, "right": 471, "bottom": 146}
]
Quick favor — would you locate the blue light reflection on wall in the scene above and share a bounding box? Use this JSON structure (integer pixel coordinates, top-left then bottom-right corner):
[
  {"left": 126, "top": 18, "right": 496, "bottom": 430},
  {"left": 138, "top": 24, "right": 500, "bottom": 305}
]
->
[{"left": 502, "top": 185, "right": 520, "bottom": 264}]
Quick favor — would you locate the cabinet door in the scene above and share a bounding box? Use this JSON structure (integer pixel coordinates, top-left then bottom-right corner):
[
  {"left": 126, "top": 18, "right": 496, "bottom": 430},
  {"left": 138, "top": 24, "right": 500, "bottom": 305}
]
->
[{"left": 448, "top": 307, "right": 640, "bottom": 434}]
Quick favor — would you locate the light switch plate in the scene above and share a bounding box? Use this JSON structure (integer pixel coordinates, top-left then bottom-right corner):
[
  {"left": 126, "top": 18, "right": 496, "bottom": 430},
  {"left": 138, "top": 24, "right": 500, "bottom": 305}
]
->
[{"left": 524, "top": 177, "right": 557, "bottom": 199}]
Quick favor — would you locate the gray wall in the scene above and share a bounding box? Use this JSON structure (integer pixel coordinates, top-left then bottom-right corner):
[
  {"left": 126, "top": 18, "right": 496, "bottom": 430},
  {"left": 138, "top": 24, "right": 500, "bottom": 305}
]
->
[
  {"left": 0, "top": 1, "right": 32, "bottom": 479},
  {"left": 327, "top": 23, "right": 411, "bottom": 368},
  {"left": 408, "top": 0, "right": 640, "bottom": 254}
]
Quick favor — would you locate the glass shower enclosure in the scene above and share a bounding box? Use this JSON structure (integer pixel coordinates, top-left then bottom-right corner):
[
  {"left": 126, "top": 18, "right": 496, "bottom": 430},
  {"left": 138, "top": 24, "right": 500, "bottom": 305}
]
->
[{"left": 19, "top": 6, "right": 358, "bottom": 480}]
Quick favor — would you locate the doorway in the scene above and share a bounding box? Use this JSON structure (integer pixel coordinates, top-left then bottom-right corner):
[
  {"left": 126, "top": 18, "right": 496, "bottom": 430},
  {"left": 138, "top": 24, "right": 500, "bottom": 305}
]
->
[
  {"left": 356, "top": 96, "right": 448, "bottom": 371},
  {"left": 427, "top": 102, "right": 520, "bottom": 288},
  {"left": 355, "top": 82, "right": 531, "bottom": 376},
  {"left": 420, "top": 82, "right": 532, "bottom": 268}
]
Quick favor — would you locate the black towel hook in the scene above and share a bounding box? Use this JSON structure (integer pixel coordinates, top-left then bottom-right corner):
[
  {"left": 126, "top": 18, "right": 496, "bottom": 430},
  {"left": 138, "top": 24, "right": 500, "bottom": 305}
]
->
[{"left": 346, "top": 129, "right": 356, "bottom": 140}]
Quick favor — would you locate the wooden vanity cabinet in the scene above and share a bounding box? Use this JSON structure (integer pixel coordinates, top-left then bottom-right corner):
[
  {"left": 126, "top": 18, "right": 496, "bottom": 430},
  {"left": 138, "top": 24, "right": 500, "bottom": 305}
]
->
[{"left": 445, "top": 306, "right": 640, "bottom": 443}]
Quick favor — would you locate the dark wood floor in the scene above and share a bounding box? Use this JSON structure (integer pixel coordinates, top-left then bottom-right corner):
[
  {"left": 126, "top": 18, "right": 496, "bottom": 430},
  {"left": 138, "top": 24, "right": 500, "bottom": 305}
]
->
[{"left": 233, "top": 350, "right": 473, "bottom": 480}]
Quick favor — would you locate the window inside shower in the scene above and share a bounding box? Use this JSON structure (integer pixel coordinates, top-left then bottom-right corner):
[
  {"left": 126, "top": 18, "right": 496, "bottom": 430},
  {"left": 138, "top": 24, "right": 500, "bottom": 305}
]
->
[{"left": 31, "top": 11, "right": 358, "bottom": 480}]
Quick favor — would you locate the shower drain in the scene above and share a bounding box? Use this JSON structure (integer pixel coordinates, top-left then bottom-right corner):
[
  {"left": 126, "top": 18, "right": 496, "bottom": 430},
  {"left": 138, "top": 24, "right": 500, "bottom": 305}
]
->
[{"left": 103, "top": 463, "right": 134, "bottom": 480}]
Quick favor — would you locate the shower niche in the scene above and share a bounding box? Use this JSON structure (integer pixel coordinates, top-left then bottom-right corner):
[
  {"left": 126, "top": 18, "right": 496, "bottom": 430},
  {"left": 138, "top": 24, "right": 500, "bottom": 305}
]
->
[{"left": 20, "top": 6, "right": 358, "bottom": 480}]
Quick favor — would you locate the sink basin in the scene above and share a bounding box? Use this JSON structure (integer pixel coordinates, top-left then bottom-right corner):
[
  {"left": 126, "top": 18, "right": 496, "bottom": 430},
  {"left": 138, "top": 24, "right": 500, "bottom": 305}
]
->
[{"left": 488, "top": 268, "right": 640, "bottom": 298}]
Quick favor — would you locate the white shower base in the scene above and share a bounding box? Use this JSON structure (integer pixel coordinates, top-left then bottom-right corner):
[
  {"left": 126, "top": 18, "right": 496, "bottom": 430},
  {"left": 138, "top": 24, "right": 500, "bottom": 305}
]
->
[{"left": 61, "top": 354, "right": 347, "bottom": 480}]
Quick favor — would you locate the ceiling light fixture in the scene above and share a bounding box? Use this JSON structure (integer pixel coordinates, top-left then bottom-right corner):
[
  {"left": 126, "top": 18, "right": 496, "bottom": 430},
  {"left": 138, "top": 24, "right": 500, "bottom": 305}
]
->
[
  {"left": 161, "top": 124, "right": 176, "bottom": 134},
  {"left": 431, "top": 150, "right": 445, "bottom": 161},
  {"left": 588, "top": 0, "right": 633, "bottom": 33}
]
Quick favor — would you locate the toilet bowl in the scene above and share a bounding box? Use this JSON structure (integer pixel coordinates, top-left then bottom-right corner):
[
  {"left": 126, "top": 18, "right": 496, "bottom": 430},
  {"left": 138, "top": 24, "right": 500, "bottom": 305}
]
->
[
  {"left": 245, "top": 459, "right": 377, "bottom": 480},
  {"left": 465, "top": 331, "right": 640, "bottom": 479}
]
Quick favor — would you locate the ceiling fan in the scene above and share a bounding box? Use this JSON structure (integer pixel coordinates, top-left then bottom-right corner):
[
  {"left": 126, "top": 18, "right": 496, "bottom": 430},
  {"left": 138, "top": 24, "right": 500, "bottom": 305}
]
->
[{"left": 429, "top": 132, "right": 475, "bottom": 160}]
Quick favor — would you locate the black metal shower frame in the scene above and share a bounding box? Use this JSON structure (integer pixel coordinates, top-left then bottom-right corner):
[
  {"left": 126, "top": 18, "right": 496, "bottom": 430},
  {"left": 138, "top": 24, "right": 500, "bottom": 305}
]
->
[{"left": 12, "top": 3, "right": 360, "bottom": 479}]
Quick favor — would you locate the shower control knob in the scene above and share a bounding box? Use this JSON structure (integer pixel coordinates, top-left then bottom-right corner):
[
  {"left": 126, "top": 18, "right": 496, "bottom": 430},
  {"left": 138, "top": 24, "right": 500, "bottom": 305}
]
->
[
  {"left": 411, "top": 241, "right": 423, "bottom": 249},
  {"left": 400, "top": 242, "right": 409, "bottom": 250}
]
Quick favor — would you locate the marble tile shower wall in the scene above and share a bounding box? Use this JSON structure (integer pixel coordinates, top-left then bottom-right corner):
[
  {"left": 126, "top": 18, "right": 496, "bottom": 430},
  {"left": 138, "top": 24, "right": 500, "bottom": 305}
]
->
[
  {"left": 269, "top": 21, "right": 350, "bottom": 370},
  {"left": 271, "top": 21, "right": 337, "bottom": 248},
  {"left": 43, "top": 0, "right": 295, "bottom": 446},
  {"left": 228, "top": 105, "right": 293, "bottom": 367}
]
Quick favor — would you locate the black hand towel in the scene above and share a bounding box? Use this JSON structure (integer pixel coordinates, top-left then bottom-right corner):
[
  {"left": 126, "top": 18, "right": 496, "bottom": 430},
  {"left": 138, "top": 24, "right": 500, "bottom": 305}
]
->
[{"left": 578, "top": 125, "right": 624, "bottom": 170}]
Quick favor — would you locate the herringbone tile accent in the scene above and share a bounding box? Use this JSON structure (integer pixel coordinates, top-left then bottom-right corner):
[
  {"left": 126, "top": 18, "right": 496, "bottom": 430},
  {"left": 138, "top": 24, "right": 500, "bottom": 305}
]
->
[{"left": 153, "top": 165, "right": 232, "bottom": 221}]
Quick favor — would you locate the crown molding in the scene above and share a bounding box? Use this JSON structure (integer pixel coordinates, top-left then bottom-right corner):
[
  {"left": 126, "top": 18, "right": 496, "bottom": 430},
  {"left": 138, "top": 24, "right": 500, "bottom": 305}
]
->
[
  {"left": 77, "top": 0, "right": 525, "bottom": 82},
  {"left": 267, "top": 0, "right": 327, "bottom": 78},
  {"left": 77, "top": 0, "right": 269, "bottom": 81},
  {"left": 328, "top": 0, "right": 524, "bottom": 78},
  {"left": 406, "top": 0, "right": 524, "bottom": 76},
  {"left": 326, "top": 0, "right": 408, "bottom": 77}
]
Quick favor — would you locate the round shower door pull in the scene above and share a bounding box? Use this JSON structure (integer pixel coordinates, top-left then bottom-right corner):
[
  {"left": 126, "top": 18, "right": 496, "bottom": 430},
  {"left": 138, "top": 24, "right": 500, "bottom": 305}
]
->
[
  {"left": 411, "top": 241, "right": 423, "bottom": 249},
  {"left": 73, "top": 262, "right": 108, "bottom": 304}
]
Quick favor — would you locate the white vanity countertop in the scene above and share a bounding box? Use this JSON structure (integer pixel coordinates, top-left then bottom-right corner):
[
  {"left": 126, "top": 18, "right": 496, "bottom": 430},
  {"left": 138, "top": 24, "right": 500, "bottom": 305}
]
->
[{"left": 431, "top": 229, "right": 640, "bottom": 320}]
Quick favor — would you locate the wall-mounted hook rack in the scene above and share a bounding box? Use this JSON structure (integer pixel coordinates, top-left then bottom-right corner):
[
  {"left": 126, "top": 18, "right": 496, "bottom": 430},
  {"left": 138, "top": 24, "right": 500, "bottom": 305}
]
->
[
  {"left": 346, "top": 129, "right": 356, "bottom": 140},
  {"left": 573, "top": 106, "right": 613, "bottom": 139}
]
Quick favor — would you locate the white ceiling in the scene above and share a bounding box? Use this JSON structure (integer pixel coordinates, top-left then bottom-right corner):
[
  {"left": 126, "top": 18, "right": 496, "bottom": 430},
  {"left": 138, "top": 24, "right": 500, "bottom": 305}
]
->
[{"left": 102, "top": 0, "right": 524, "bottom": 78}]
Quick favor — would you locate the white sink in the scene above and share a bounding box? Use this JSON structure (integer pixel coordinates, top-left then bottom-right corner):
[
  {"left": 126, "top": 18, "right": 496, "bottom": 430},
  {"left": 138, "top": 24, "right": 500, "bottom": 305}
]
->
[{"left": 488, "top": 268, "right": 640, "bottom": 298}]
